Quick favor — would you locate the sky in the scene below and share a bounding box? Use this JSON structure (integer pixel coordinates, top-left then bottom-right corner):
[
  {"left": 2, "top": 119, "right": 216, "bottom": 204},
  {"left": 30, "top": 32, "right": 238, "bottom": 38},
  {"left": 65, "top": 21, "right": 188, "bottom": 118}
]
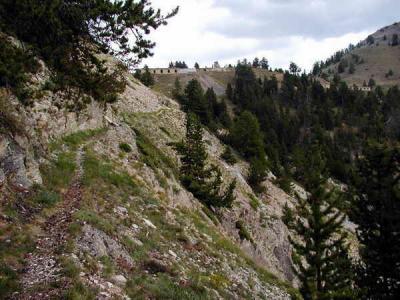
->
[{"left": 141, "top": 0, "right": 400, "bottom": 72}]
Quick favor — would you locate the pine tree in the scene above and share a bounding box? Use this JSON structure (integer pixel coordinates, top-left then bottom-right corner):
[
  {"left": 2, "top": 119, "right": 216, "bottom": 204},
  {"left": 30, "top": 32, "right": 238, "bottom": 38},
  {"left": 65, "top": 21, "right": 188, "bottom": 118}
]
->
[
  {"left": 194, "top": 62, "right": 200, "bottom": 69},
  {"left": 139, "top": 66, "right": 154, "bottom": 87},
  {"left": 353, "top": 144, "right": 400, "bottom": 299},
  {"left": 230, "top": 111, "right": 265, "bottom": 159},
  {"left": 184, "top": 79, "right": 210, "bottom": 125},
  {"left": 260, "top": 57, "right": 269, "bottom": 69},
  {"left": 284, "top": 185, "right": 355, "bottom": 300},
  {"left": 221, "top": 146, "right": 237, "bottom": 165},
  {"left": 175, "top": 113, "right": 236, "bottom": 208},
  {"left": 0, "top": 0, "right": 178, "bottom": 102},
  {"left": 226, "top": 83, "right": 233, "bottom": 101},
  {"left": 172, "top": 77, "right": 183, "bottom": 101},
  {"left": 348, "top": 62, "right": 355, "bottom": 74},
  {"left": 252, "top": 57, "right": 260, "bottom": 68}
]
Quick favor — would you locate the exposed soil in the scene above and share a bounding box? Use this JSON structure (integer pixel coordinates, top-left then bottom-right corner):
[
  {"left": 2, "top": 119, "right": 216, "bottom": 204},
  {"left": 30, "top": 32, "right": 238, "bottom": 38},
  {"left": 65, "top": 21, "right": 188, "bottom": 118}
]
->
[{"left": 14, "top": 147, "right": 85, "bottom": 299}]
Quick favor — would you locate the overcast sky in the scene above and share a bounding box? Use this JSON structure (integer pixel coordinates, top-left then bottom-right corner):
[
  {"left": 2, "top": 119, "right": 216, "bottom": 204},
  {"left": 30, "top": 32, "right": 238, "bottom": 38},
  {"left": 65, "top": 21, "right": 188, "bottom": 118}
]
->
[{"left": 141, "top": 0, "right": 400, "bottom": 71}]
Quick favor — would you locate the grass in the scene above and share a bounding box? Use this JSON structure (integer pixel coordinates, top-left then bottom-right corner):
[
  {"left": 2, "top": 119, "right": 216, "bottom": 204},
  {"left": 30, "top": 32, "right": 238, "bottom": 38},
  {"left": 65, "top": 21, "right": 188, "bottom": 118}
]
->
[
  {"left": 248, "top": 193, "right": 261, "bottom": 211},
  {"left": 34, "top": 190, "right": 61, "bottom": 207},
  {"left": 119, "top": 143, "right": 132, "bottom": 153},
  {"left": 126, "top": 273, "right": 209, "bottom": 300},
  {"left": 41, "top": 151, "right": 76, "bottom": 191},
  {"left": 61, "top": 128, "right": 106, "bottom": 150},
  {"left": 82, "top": 150, "right": 139, "bottom": 192},
  {"left": 134, "top": 128, "right": 178, "bottom": 179},
  {"left": 74, "top": 210, "right": 114, "bottom": 235}
]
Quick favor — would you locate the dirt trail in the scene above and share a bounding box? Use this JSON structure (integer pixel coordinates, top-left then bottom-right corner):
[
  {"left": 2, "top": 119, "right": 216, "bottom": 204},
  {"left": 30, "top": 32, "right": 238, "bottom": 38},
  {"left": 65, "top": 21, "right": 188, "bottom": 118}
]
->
[{"left": 15, "top": 147, "right": 85, "bottom": 299}]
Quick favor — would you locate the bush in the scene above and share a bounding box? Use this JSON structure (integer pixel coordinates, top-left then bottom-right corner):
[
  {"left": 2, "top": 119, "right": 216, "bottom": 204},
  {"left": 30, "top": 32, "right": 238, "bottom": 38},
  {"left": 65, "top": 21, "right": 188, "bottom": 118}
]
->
[
  {"left": 235, "top": 220, "right": 254, "bottom": 243},
  {"left": 221, "top": 146, "right": 237, "bottom": 165},
  {"left": 34, "top": 190, "right": 61, "bottom": 207},
  {"left": 119, "top": 143, "right": 132, "bottom": 153}
]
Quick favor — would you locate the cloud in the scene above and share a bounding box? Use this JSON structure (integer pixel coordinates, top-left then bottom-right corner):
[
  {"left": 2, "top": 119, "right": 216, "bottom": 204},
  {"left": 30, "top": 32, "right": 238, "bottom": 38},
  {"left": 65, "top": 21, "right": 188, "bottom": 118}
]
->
[{"left": 141, "top": 0, "right": 400, "bottom": 70}]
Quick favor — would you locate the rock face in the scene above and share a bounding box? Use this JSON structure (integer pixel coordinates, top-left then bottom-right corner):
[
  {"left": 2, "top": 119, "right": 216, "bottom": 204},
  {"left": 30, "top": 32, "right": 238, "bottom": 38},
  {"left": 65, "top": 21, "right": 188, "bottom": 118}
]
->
[
  {"left": 0, "top": 55, "right": 300, "bottom": 299},
  {"left": 77, "top": 225, "right": 134, "bottom": 269}
]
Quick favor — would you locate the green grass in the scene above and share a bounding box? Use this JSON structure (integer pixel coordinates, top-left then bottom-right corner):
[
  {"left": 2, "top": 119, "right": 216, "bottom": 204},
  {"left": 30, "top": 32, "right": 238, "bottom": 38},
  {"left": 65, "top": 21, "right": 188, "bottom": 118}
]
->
[
  {"left": 74, "top": 210, "right": 114, "bottom": 235},
  {"left": 83, "top": 150, "right": 139, "bottom": 192},
  {"left": 41, "top": 151, "right": 76, "bottom": 191},
  {"left": 126, "top": 273, "right": 209, "bottom": 300},
  {"left": 62, "top": 128, "right": 106, "bottom": 150},
  {"left": 248, "top": 194, "right": 261, "bottom": 211},
  {"left": 134, "top": 128, "right": 178, "bottom": 179},
  {"left": 34, "top": 190, "right": 61, "bottom": 207},
  {"left": 0, "top": 265, "right": 19, "bottom": 298},
  {"left": 119, "top": 143, "right": 132, "bottom": 153}
]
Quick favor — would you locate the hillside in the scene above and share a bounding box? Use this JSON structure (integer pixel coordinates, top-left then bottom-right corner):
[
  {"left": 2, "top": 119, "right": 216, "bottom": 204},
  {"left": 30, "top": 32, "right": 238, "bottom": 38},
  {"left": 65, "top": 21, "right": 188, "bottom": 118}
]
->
[
  {"left": 0, "top": 51, "right": 301, "bottom": 298},
  {"left": 322, "top": 22, "right": 400, "bottom": 88},
  {"left": 152, "top": 69, "right": 283, "bottom": 98}
]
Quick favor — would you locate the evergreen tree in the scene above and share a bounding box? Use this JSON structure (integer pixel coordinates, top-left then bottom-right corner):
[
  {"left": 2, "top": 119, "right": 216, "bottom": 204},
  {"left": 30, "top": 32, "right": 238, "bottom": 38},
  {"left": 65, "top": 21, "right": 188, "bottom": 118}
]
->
[
  {"left": 226, "top": 83, "right": 233, "bottom": 101},
  {"left": 175, "top": 113, "right": 236, "bottom": 208},
  {"left": 172, "top": 77, "right": 183, "bottom": 101},
  {"left": 260, "top": 57, "right": 269, "bottom": 69},
  {"left": 289, "top": 62, "right": 301, "bottom": 75},
  {"left": 230, "top": 111, "right": 265, "bottom": 159},
  {"left": 0, "top": 0, "right": 178, "bottom": 103},
  {"left": 284, "top": 185, "right": 355, "bottom": 300},
  {"left": 138, "top": 66, "right": 154, "bottom": 87},
  {"left": 233, "top": 64, "right": 261, "bottom": 109},
  {"left": 230, "top": 111, "right": 268, "bottom": 189},
  {"left": 221, "top": 146, "right": 237, "bottom": 165},
  {"left": 194, "top": 62, "right": 200, "bottom": 69},
  {"left": 184, "top": 79, "right": 210, "bottom": 125},
  {"left": 348, "top": 62, "right": 355, "bottom": 74},
  {"left": 353, "top": 144, "right": 400, "bottom": 299},
  {"left": 392, "top": 34, "right": 399, "bottom": 46},
  {"left": 252, "top": 57, "right": 260, "bottom": 68}
]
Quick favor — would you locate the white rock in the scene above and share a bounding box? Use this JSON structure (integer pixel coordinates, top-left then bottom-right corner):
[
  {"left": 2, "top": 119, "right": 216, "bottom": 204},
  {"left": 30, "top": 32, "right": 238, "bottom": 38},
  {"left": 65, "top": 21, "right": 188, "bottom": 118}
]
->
[
  {"left": 168, "top": 250, "right": 178, "bottom": 258},
  {"left": 111, "top": 275, "right": 127, "bottom": 286},
  {"left": 143, "top": 218, "right": 157, "bottom": 229}
]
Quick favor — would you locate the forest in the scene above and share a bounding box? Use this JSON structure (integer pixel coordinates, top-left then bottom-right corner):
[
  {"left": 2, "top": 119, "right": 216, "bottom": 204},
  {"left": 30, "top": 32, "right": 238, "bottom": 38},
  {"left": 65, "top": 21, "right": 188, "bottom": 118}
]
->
[{"left": 174, "top": 61, "right": 400, "bottom": 299}]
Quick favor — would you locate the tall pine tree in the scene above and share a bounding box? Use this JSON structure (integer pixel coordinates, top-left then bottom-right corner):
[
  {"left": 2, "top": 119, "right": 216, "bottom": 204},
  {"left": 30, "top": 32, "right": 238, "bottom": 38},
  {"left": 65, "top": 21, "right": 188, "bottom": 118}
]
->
[
  {"left": 284, "top": 185, "right": 355, "bottom": 300},
  {"left": 175, "top": 113, "right": 236, "bottom": 208},
  {"left": 353, "top": 144, "right": 400, "bottom": 299}
]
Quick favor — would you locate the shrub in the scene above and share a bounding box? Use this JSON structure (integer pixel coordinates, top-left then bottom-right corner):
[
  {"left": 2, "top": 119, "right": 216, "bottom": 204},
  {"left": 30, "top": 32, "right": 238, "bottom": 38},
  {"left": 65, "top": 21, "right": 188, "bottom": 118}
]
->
[
  {"left": 221, "top": 146, "right": 237, "bottom": 165},
  {"left": 235, "top": 220, "right": 254, "bottom": 243},
  {"left": 34, "top": 190, "right": 61, "bottom": 207},
  {"left": 119, "top": 143, "right": 132, "bottom": 153}
]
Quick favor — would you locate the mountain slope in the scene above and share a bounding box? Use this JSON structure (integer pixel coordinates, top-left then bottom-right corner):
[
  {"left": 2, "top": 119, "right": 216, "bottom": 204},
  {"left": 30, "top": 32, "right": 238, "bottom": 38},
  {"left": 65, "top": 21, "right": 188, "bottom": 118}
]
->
[
  {"left": 152, "top": 69, "right": 282, "bottom": 98},
  {"left": 322, "top": 22, "right": 400, "bottom": 88},
  {"left": 0, "top": 55, "right": 300, "bottom": 299}
]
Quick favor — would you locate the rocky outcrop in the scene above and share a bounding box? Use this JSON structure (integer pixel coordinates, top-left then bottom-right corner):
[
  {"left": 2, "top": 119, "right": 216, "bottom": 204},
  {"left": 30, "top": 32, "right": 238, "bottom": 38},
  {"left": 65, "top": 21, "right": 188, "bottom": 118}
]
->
[{"left": 1, "top": 55, "right": 301, "bottom": 298}]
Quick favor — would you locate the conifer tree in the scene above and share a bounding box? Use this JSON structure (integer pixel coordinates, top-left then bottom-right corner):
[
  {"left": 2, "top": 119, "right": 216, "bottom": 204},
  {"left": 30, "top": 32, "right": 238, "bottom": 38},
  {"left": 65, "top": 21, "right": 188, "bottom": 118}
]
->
[
  {"left": 172, "top": 77, "right": 183, "bottom": 101},
  {"left": 175, "top": 113, "right": 236, "bottom": 208},
  {"left": 252, "top": 57, "right": 260, "bottom": 68},
  {"left": 260, "top": 57, "right": 269, "bottom": 69},
  {"left": 221, "top": 146, "right": 237, "bottom": 165},
  {"left": 230, "top": 111, "right": 268, "bottom": 189},
  {"left": 184, "top": 79, "right": 210, "bottom": 125},
  {"left": 0, "top": 0, "right": 178, "bottom": 102},
  {"left": 353, "top": 144, "right": 400, "bottom": 299},
  {"left": 138, "top": 66, "right": 154, "bottom": 87},
  {"left": 284, "top": 184, "right": 355, "bottom": 300},
  {"left": 226, "top": 83, "right": 233, "bottom": 101}
]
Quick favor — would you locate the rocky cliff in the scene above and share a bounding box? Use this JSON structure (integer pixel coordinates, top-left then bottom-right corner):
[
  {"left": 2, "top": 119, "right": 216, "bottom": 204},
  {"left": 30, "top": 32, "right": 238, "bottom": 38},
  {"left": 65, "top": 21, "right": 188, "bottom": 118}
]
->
[{"left": 0, "top": 56, "right": 301, "bottom": 299}]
